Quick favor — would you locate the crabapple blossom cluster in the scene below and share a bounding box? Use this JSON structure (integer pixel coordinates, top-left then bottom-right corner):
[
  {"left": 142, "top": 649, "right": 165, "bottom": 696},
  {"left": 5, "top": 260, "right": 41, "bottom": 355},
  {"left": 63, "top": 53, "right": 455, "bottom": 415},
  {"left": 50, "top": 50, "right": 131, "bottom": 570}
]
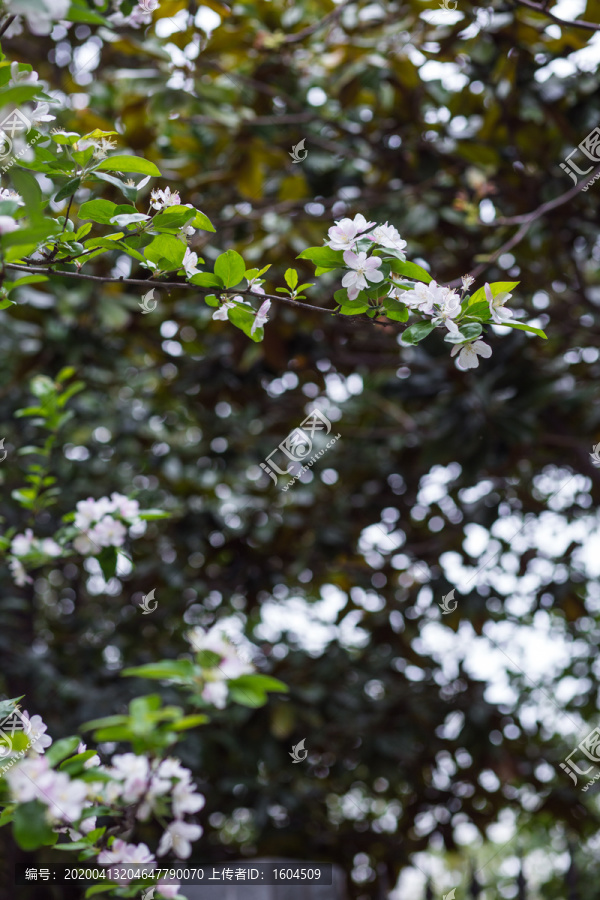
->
[
  {"left": 322, "top": 214, "right": 527, "bottom": 370},
  {"left": 72, "top": 492, "right": 147, "bottom": 555},
  {"left": 3, "top": 708, "right": 202, "bottom": 896},
  {"left": 185, "top": 625, "right": 254, "bottom": 708},
  {"left": 99, "top": 753, "right": 204, "bottom": 859}
]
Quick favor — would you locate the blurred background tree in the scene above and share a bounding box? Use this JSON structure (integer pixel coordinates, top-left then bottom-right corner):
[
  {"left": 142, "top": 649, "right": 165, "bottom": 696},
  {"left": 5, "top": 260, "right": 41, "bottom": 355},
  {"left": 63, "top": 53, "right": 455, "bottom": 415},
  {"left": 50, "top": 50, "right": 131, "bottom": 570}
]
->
[{"left": 1, "top": 0, "right": 600, "bottom": 896}]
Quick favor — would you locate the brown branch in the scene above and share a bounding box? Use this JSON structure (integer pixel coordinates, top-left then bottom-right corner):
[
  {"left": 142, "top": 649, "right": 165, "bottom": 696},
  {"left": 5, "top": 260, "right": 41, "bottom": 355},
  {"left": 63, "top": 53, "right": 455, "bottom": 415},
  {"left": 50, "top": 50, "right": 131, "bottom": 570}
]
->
[
  {"left": 4, "top": 263, "right": 404, "bottom": 332},
  {"left": 0, "top": 15, "right": 16, "bottom": 37},
  {"left": 511, "top": 0, "right": 600, "bottom": 31},
  {"left": 450, "top": 163, "right": 600, "bottom": 286},
  {"left": 5, "top": 263, "right": 333, "bottom": 312},
  {"left": 283, "top": 0, "right": 354, "bottom": 43}
]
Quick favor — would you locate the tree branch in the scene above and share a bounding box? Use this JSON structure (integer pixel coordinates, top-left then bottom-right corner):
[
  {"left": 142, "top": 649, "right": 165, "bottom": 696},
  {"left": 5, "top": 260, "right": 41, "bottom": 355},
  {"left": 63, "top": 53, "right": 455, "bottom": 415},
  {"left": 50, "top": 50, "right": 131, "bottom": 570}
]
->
[
  {"left": 283, "top": 0, "right": 354, "bottom": 43},
  {"left": 510, "top": 0, "right": 600, "bottom": 31},
  {"left": 450, "top": 163, "right": 600, "bottom": 285}
]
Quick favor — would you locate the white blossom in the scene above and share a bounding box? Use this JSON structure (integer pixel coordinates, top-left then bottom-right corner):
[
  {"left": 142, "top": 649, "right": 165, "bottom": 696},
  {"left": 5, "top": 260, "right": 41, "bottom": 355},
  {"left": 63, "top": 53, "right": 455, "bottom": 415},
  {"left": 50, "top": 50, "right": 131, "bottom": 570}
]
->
[
  {"left": 251, "top": 299, "right": 271, "bottom": 335},
  {"left": 30, "top": 103, "right": 56, "bottom": 126},
  {"left": 0, "top": 189, "right": 24, "bottom": 205},
  {"left": 108, "top": 752, "right": 151, "bottom": 802},
  {"left": 325, "top": 214, "right": 375, "bottom": 251},
  {"left": 182, "top": 247, "right": 200, "bottom": 278},
  {"left": 150, "top": 187, "right": 181, "bottom": 210},
  {"left": 10, "top": 62, "right": 39, "bottom": 84},
  {"left": 11, "top": 529, "right": 34, "bottom": 557},
  {"left": 109, "top": 493, "right": 140, "bottom": 523},
  {"left": 6, "top": 0, "right": 71, "bottom": 35},
  {"left": 366, "top": 222, "right": 407, "bottom": 257},
  {"left": 9, "top": 558, "right": 31, "bottom": 586},
  {"left": 77, "top": 742, "right": 101, "bottom": 769},
  {"left": 21, "top": 711, "right": 52, "bottom": 753},
  {"left": 484, "top": 282, "right": 513, "bottom": 325},
  {"left": 398, "top": 280, "right": 449, "bottom": 315},
  {"left": 43, "top": 772, "right": 88, "bottom": 823},
  {"left": 0, "top": 216, "right": 19, "bottom": 235},
  {"left": 6, "top": 756, "right": 54, "bottom": 802},
  {"left": 450, "top": 339, "right": 492, "bottom": 370},
  {"left": 172, "top": 780, "right": 205, "bottom": 819},
  {"left": 157, "top": 820, "right": 202, "bottom": 859},
  {"left": 202, "top": 680, "right": 228, "bottom": 708},
  {"left": 98, "top": 839, "right": 155, "bottom": 865},
  {"left": 341, "top": 250, "right": 383, "bottom": 301},
  {"left": 88, "top": 515, "right": 127, "bottom": 548}
]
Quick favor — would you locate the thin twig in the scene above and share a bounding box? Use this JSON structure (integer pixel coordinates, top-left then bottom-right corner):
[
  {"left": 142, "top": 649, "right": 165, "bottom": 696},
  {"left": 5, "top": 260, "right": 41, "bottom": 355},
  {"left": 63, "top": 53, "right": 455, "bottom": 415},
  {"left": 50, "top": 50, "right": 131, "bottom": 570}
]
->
[
  {"left": 450, "top": 163, "right": 600, "bottom": 285},
  {"left": 0, "top": 15, "right": 16, "bottom": 38},
  {"left": 511, "top": 0, "right": 600, "bottom": 31},
  {"left": 4, "top": 263, "right": 336, "bottom": 313},
  {"left": 283, "top": 0, "right": 354, "bottom": 43}
]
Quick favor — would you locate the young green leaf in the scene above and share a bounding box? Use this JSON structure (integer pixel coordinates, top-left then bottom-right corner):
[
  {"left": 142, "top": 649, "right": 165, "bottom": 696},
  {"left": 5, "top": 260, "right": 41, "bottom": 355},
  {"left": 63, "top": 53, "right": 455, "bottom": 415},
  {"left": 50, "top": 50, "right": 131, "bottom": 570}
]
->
[{"left": 214, "top": 249, "right": 246, "bottom": 288}]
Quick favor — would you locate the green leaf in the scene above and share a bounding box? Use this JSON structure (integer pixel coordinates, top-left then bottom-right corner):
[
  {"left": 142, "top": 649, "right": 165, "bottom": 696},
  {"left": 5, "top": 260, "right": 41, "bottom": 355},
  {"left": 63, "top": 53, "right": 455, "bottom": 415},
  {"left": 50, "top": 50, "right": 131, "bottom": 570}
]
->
[
  {"left": 383, "top": 306, "right": 409, "bottom": 323},
  {"left": 152, "top": 206, "right": 196, "bottom": 230},
  {"left": 230, "top": 674, "right": 288, "bottom": 693},
  {"left": 214, "top": 249, "right": 246, "bottom": 288},
  {"left": 138, "top": 508, "right": 171, "bottom": 520},
  {"left": 0, "top": 84, "right": 41, "bottom": 107},
  {"left": 6, "top": 275, "right": 48, "bottom": 288},
  {"left": 0, "top": 220, "right": 61, "bottom": 251},
  {"left": 78, "top": 199, "right": 118, "bottom": 224},
  {"left": 190, "top": 272, "right": 223, "bottom": 288},
  {"left": 72, "top": 147, "right": 95, "bottom": 167},
  {"left": 13, "top": 801, "right": 58, "bottom": 850},
  {"left": 461, "top": 300, "right": 490, "bottom": 321},
  {"left": 96, "top": 546, "right": 118, "bottom": 581},
  {"left": 228, "top": 302, "right": 262, "bottom": 341},
  {"left": 468, "top": 281, "right": 519, "bottom": 306},
  {"left": 144, "top": 234, "right": 186, "bottom": 270},
  {"left": 65, "top": 0, "right": 110, "bottom": 24},
  {"left": 191, "top": 210, "right": 215, "bottom": 232},
  {"left": 9, "top": 168, "right": 43, "bottom": 217},
  {"left": 91, "top": 171, "right": 139, "bottom": 203},
  {"left": 95, "top": 155, "right": 161, "bottom": 176},
  {"left": 122, "top": 659, "right": 196, "bottom": 681},
  {"left": 386, "top": 259, "right": 432, "bottom": 283},
  {"left": 297, "top": 246, "right": 345, "bottom": 271},
  {"left": 499, "top": 320, "right": 547, "bottom": 339},
  {"left": 85, "top": 884, "right": 119, "bottom": 898},
  {"left": 284, "top": 268, "right": 298, "bottom": 289},
  {"left": 401, "top": 321, "right": 436, "bottom": 344},
  {"left": 45, "top": 736, "right": 81, "bottom": 766},
  {"left": 444, "top": 322, "right": 483, "bottom": 343},
  {"left": 54, "top": 177, "right": 81, "bottom": 204},
  {"left": 171, "top": 714, "right": 210, "bottom": 731}
]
